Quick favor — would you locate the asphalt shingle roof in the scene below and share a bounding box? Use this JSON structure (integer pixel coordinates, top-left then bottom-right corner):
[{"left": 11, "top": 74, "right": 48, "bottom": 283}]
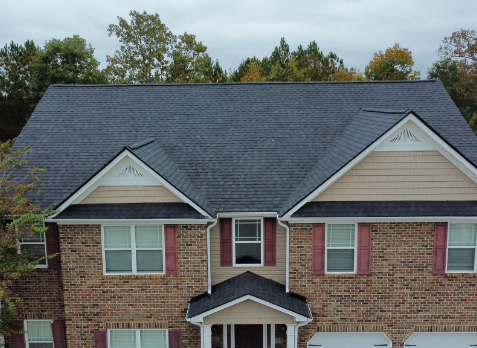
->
[
  {"left": 293, "top": 201, "right": 477, "bottom": 217},
  {"left": 14, "top": 80, "right": 477, "bottom": 215},
  {"left": 55, "top": 203, "right": 207, "bottom": 220},
  {"left": 187, "top": 271, "right": 311, "bottom": 318}
]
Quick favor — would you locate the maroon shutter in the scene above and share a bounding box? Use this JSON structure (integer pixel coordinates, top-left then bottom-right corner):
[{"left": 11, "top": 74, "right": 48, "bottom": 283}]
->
[
  {"left": 51, "top": 321, "right": 66, "bottom": 348},
  {"left": 94, "top": 330, "right": 108, "bottom": 348},
  {"left": 169, "top": 330, "right": 181, "bottom": 348},
  {"left": 357, "top": 223, "right": 372, "bottom": 275},
  {"left": 433, "top": 222, "right": 448, "bottom": 274},
  {"left": 264, "top": 218, "right": 277, "bottom": 266},
  {"left": 45, "top": 222, "right": 60, "bottom": 270},
  {"left": 11, "top": 320, "right": 26, "bottom": 348},
  {"left": 165, "top": 225, "right": 179, "bottom": 275},
  {"left": 312, "top": 224, "right": 325, "bottom": 275},
  {"left": 220, "top": 218, "right": 233, "bottom": 266}
]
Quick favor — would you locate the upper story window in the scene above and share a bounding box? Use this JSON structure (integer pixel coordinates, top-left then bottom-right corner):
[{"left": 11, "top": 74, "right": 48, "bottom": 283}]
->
[
  {"left": 326, "top": 224, "right": 357, "bottom": 274},
  {"left": 233, "top": 219, "right": 263, "bottom": 266},
  {"left": 102, "top": 225, "right": 164, "bottom": 275},
  {"left": 109, "top": 329, "right": 167, "bottom": 348},
  {"left": 447, "top": 223, "right": 477, "bottom": 273},
  {"left": 19, "top": 232, "right": 47, "bottom": 268},
  {"left": 25, "top": 320, "right": 53, "bottom": 348}
]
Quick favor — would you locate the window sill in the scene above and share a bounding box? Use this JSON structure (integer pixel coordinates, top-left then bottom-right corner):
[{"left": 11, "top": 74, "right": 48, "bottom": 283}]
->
[
  {"left": 445, "top": 272, "right": 477, "bottom": 278},
  {"left": 323, "top": 273, "right": 357, "bottom": 278},
  {"left": 101, "top": 274, "right": 167, "bottom": 279}
]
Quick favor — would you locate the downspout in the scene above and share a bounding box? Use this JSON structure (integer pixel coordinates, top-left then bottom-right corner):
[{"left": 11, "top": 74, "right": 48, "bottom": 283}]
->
[
  {"left": 207, "top": 217, "right": 218, "bottom": 295},
  {"left": 277, "top": 215, "right": 290, "bottom": 294}
]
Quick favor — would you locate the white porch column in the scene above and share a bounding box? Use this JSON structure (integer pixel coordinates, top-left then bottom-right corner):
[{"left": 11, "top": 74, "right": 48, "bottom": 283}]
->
[
  {"left": 202, "top": 325, "right": 213, "bottom": 348},
  {"left": 286, "top": 324, "right": 297, "bottom": 348}
]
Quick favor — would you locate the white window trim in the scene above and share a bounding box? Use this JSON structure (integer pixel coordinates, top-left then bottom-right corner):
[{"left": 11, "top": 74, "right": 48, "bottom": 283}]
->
[
  {"left": 24, "top": 319, "right": 54, "bottom": 348},
  {"left": 18, "top": 236, "right": 48, "bottom": 269},
  {"left": 101, "top": 225, "right": 166, "bottom": 275},
  {"left": 107, "top": 329, "right": 168, "bottom": 348},
  {"left": 446, "top": 223, "right": 477, "bottom": 274},
  {"left": 232, "top": 217, "right": 264, "bottom": 267},
  {"left": 325, "top": 223, "right": 358, "bottom": 275}
]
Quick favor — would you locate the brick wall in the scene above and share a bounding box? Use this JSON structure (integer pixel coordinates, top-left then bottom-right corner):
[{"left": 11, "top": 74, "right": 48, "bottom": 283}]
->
[
  {"left": 59, "top": 224, "right": 208, "bottom": 348},
  {"left": 289, "top": 222, "right": 477, "bottom": 348}
]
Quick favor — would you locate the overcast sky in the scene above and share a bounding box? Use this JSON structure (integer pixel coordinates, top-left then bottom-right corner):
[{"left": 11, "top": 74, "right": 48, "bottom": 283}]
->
[{"left": 1, "top": 0, "right": 476, "bottom": 77}]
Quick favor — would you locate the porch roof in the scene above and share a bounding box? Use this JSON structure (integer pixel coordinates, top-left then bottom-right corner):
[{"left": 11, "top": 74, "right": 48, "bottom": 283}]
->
[{"left": 187, "top": 272, "right": 311, "bottom": 319}]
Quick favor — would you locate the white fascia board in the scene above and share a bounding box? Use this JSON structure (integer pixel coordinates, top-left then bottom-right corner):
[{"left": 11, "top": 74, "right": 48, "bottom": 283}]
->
[
  {"left": 54, "top": 149, "right": 211, "bottom": 218},
  {"left": 188, "top": 294, "right": 310, "bottom": 324},
  {"left": 47, "top": 218, "right": 214, "bottom": 225},
  {"left": 217, "top": 212, "right": 278, "bottom": 218},
  {"left": 282, "top": 216, "right": 477, "bottom": 223},
  {"left": 284, "top": 114, "right": 477, "bottom": 218}
]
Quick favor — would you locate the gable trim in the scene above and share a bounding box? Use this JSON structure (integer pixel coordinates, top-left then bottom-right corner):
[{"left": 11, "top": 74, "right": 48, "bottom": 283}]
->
[
  {"left": 283, "top": 114, "right": 477, "bottom": 218},
  {"left": 186, "top": 294, "right": 311, "bottom": 324},
  {"left": 55, "top": 149, "right": 211, "bottom": 217}
]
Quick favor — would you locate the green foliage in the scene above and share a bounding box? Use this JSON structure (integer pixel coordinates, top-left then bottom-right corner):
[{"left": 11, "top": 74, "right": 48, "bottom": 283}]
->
[
  {"left": 0, "top": 41, "right": 40, "bottom": 142},
  {"left": 32, "top": 35, "right": 106, "bottom": 100},
  {"left": 0, "top": 140, "right": 54, "bottom": 339},
  {"left": 365, "top": 43, "right": 420, "bottom": 81}
]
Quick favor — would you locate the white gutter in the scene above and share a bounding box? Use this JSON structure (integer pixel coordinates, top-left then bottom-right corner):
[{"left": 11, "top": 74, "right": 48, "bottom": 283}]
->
[
  {"left": 277, "top": 215, "right": 290, "bottom": 294},
  {"left": 218, "top": 212, "right": 278, "bottom": 218},
  {"left": 281, "top": 216, "right": 477, "bottom": 223},
  {"left": 207, "top": 217, "right": 218, "bottom": 295},
  {"left": 46, "top": 218, "right": 215, "bottom": 225}
]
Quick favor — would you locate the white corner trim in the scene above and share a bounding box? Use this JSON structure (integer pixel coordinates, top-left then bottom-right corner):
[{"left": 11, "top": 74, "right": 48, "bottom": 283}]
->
[
  {"left": 54, "top": 149, "right": 211, "bottom": 218},
  {"left": 284, "top": 114, "right": 477, "bottom": 218},
  {"left": 277, "top": 217, "right": 290, "bottom": 294},
  {"left": 187, "top": 294, "right": 310, "bottom": 324},
  {"left": 207, "top": 218, "right": 219, "bottom": 295}
]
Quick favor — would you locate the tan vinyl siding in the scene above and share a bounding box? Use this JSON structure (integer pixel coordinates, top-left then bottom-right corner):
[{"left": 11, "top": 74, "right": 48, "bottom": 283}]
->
[
  {"left": 203, "top": 300, "right": 295, "bottom": 325},
  {"left": 210, "top": 220, "right": 286, "bottom": 285},
  {"left": 313, "top": 151, "right": 477, "bottom": 201},
  {"left": 80, "top": 185, "right": 183, "bottom": 204}
]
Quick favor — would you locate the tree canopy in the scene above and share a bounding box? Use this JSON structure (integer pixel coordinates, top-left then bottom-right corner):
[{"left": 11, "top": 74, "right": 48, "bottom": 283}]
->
[{"left": 365, "top": 43, "right": 420, "bottom": 81}]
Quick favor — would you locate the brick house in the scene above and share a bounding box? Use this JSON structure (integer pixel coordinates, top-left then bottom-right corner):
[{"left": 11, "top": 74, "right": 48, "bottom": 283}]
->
[{"left": 7, "top": 80, "right": 477, "bottom": 348}]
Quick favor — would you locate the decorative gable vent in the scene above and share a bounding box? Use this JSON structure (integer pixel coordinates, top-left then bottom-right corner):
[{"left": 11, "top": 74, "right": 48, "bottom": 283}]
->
[
  {"left": 117, "top": 165, "right": 144, "bottom": 177},
  {"left": 389, "top": 129, "right": 421, "bottom": 143}
]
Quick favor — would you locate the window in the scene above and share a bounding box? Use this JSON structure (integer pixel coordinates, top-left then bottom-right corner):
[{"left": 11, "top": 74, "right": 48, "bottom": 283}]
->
[
  {"left": 103, "top": 225, "right": 164, "bottom": 274},
  {"left": 20, "top": 232, "right": 47, "bottom": 267},
  {"left": 326, "top": 224, "right": 356, "bottom": 273},
  {"left": 109, "top": 329, "right": 167, "bottom": 348},
  {"left": 25, "top": 320, "right": 53, "bottom": 348},
  {"left": 447, "top": 223, "right": 477, "bottom": 272},
  {"left": 233, "top": 219, "right": 263, "bottom": 266}
]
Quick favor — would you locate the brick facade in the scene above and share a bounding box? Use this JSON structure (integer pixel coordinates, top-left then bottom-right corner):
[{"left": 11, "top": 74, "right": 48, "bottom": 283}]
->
[
  {"left": 58, "top": 224, "right": 208, "bottom": 348},
  {"left": 289, "top": 222, "right": 477, "bottom": 348}
]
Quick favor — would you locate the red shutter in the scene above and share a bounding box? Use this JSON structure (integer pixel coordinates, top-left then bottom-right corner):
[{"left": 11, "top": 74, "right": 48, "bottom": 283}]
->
[
  {"left": 11, "top": 320, "right": 26, "bottom": 348},
  {"left": 169, "top": 330, "right": 181, "bottom": 348},
  {"left": 51, "top": 321, "right": 66, "bottom": 348},
  {"left": 165, "top": 225, "right": 179, "bottom": 275},
  {"left": 264, "top": 218, "right": 276, "bottom": 266},
  {"left": 94, "top": 330, "right": 108, "bottom": 348},
  {"left": 45, "top": 222, "right": 60, "bottom": 270},
  {"left": 220, "top": 218, "right": 233, "bottom": 267},
  {"left": 312, "top": 224, "right": 325, "bottom": 275},
  {"left": 357, "top": 223, "right": 372, "bottom": 275},
  {"left": 433, "top": 222, "right": 448, "bottom": 275}
]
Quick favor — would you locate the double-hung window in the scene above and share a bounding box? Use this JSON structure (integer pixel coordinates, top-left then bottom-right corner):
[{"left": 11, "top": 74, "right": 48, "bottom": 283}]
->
[
  {"left": 233, "top": 219, "right": 263, "bottom": 266},
  {"left": 25, "top": 320, "right": 53, "bottom": 348},
  {"left": 103, "top": 225, "right": 164, "bottom": 274},
  {"left": 109, "top": 329, "right": 167, "bottom": 348},
  {"left": 326, "top": 224, "right": 357, "bottom": 273},
  {"left": 447, "top": 223, "right": 477, "bottom": 272},
  {"left": 19, "top": 232, "right": 47, "bottom": 267}
]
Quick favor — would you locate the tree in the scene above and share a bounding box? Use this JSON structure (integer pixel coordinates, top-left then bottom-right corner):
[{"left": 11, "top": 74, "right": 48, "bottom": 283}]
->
[
  {"left": 0, "top": 140, "right": 53, "bottom": 341},
  {"left": 32, "top": 35, "right": 106, "bottom": 100},
  {"left": 365, "top": 43, "right": 420, "bottom": 80},
  {"left": 438, "top": 29, "right": 476, "bottom": 63},
  {"left": 0, "top": 41, "right": 40, "bottom": 142},
  {"left": 106, "top": 11, "right": 174, "bottom": 83},
  {"left": 241, "top": 61, "right": 267, "bottom": 82},
  {"left": 331, "top": 68, "right": 365, "bottom": 81}
]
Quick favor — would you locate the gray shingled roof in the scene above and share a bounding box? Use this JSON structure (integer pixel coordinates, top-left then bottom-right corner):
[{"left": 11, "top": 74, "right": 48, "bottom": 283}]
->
[
  {"left": 187, "top": 271, "right": 311, "bottom": 318},
  {"left": 293, "top": 201, "right": 477, "bottom": 217},
  {"left": 14, "top": 80, "right": 477, "bottom": 215}
]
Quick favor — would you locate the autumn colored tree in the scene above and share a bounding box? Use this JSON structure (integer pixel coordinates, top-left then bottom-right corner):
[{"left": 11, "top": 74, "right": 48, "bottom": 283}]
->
[
  {"left": 0, "top": 140, "right": 54, "bottom": 341},
  {"left": 241, "top": 61, "right": 267, "bottom": 82},
  {"left": 365, "top": 43, "right": 420, "bottom": 81},
  {"left": 331, "top": 68, "right": 365, "bottom": 81}
]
